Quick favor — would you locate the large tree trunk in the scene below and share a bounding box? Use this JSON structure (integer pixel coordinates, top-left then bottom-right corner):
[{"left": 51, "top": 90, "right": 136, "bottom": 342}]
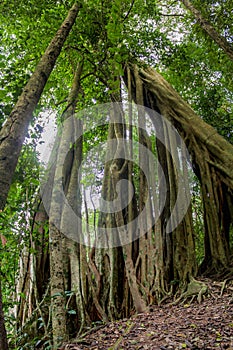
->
[
  {"left": 180, "top": 0, "right": 233, "bottom": 61},
  {"left": 0, "top": 5, "right": 80, "bottom": 347},
  {"left": 47, "top": 62, "right": 83, "bottom": 348},
  {"left": 16, "top": 63, "right": 85, "bottom": 348},
  {"left": 0, "top": 2, "right": 80, "bottom": 211},
  {"left": 124, "top": 62, "right": 233, "bottom": 274},
  {"left": 97, "top": 121, "right": 127, "bottom": 319},
  {"left": 124, "top": 65, "right": 197, "bottom": 297},
  {"left": 97, "top": 83, "right": 147, "bottom": 316}
]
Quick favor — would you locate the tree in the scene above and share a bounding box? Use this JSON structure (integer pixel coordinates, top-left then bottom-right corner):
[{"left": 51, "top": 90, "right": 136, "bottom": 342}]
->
[
  {"left": 180, "top": 0, "right": 233, "bottom": 61},
  {"left": 124, "top": 62, "right": 233, "bottom": 274},
  {"left": 48, "top": 61, "right": 84, "bottom": 347},
  {"left": 0, "top": 3, "right": 80, "bottom": 348},
  {"left": 0, "top": 0, "right": 232, "bottom": 348},
  {"left": 0, "top": 2, "right": 80, "bottom": 211}
]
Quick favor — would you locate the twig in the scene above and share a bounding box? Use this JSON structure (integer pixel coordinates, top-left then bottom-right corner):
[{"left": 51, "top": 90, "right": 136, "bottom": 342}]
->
[
  {"left": 108, "top": 322, "right": 135, "bottom": 349},
  {"left": 74, "top": 324, "right": 106, "bottom": 342},
  {"left": 123, "top": 0, "right": 135, "bottom": 21},
  {"left": 220, "top": 279, "right": 227, "bottom": 296}
]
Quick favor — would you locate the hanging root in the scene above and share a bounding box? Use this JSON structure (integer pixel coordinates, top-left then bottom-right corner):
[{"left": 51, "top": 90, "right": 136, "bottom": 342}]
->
[{"left": 172, "top": 277, "right": 208, "bottom": 305}]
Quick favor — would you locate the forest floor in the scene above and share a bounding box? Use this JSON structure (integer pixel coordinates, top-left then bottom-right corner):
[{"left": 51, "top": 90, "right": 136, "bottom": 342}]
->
[{"left": 62, "top": 278, "right": 233, "bottom": 350}]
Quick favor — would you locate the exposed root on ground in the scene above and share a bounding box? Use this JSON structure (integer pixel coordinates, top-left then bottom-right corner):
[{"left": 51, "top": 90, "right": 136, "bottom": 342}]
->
[
  {"left": 172, "top": 277, "right": 208, "bottom": 305},
  {"left": 60, "top": 278, "right": 233, "bottom": 350}
]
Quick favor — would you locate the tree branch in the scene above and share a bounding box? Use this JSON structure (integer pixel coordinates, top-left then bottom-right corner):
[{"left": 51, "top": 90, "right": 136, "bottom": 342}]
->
[{"left": 180, "top": 0, "right": 233, "bottom": 61}]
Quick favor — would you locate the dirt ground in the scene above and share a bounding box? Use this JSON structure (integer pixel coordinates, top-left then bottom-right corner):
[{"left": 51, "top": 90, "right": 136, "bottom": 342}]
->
[{"left": 61, "top": 279, "right": 233, "bottom": 350}]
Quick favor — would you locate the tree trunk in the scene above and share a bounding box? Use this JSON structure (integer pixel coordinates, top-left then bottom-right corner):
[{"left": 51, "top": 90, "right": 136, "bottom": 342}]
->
[
  {"left": 48, "top": 62, "right": 83, "bottom": 347},
  {"left": 0, "top": 6, "right": 80, "bottom": 345},
  {"left": 109, "top": 100, "right": 147, "bottom": 313},
  {"left": 180, "top": 0, "right": 233, "bottom": 61},
  {"left": 124, "top": 62, "right": 233, "bottom": 274},
  {"left": 0, "top": 2, "right": 80, "bottom": 211},
  {"left": 97, "top": 122, "right": 126, "bottom": 319}
]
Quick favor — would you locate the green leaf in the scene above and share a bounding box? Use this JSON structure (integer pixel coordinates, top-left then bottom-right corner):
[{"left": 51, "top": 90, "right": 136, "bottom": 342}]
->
[{"left": 67, "top": 309, "right": 76, "bottom": 315}]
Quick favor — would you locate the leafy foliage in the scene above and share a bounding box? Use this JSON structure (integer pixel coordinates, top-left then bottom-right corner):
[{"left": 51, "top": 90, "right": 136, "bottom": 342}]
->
[{"left": 0, "top": 144, "right": 40, "bottom": 321}]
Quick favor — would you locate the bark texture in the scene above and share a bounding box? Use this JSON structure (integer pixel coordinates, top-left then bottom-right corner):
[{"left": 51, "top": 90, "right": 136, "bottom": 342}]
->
[
  {"left": 0, "top": 5, "right": 80, "bottom": 347},
  {"left": 124, "top": 65, "right": 198, "bottom": 296},
  {"left": 48, "top": 62, "right": 83, "bottom": 348},
  {"left": 0, "top": 2, "right": 80, "bottom": 211},
  {"left": 124, "top": 62, "right": 233, "bottom": 274}
]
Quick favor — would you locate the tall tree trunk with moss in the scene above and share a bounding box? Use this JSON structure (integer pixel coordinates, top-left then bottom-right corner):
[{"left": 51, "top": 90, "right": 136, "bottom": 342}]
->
[
  {"left": 16, "top": 64, "right": 86, "bottom": 346},
  {"left": 123, "top": 64, "right": 202, "bottom": 298},
  {"left": 0, "top": 2, "right": 80, "bottom": 211},
  {"left": 0, "top": 5, "right": 80, "bottom": 348},
  {"left": 47, "top": 62, "right": 84, "bottom": 347},
  {"left": 97, "top": 81, "right": 147, "bottom": 317},
  {"left": 155, "top": 121, "right": 197, "bottom": 293},
  {"left": 97, "top": 121, "right": 126, "bottom": 320},
  {"left": 124, "top": 62, "right": 233, "bottom": 276}
]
